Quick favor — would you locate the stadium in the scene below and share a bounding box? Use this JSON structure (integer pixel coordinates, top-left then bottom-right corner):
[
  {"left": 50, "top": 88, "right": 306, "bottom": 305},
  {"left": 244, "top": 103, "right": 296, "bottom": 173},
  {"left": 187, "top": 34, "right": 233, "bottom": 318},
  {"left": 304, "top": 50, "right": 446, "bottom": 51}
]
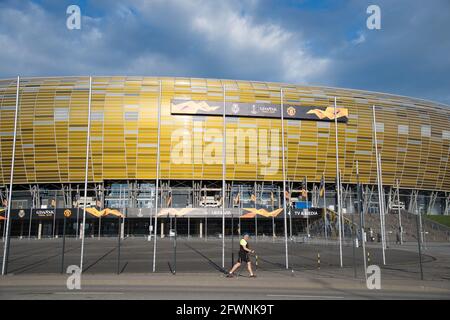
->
[{"left": 1, "top": 76, "right": 450, "bottom": 241}]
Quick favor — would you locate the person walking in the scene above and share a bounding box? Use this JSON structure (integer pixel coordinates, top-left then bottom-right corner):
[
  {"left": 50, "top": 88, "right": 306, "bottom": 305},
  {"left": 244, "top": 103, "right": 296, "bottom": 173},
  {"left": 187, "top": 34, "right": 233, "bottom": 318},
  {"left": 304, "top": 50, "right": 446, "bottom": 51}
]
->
[{"left": 227, "top": 234, "right": 256, "bottom": 278}]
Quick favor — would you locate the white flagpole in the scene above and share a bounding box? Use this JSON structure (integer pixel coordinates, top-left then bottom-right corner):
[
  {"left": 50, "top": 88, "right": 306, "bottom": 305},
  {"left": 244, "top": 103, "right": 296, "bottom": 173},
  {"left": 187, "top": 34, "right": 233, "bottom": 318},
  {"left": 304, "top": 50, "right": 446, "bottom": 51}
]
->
[
  {"left": 372, "top": 105, "right": 386, "bottom": 265},
  {"left": 339, "top": 169, "right": 345, "bottom": 246},
  {"left": 222, "top": 85, "right": 226, "bottom": 268},
  {"left": 2, "top": 76, "right": 20, "bottom": 275},
  {"left": 306, "top": 176, "right": 309, "bottom": 238},
  {"left": 334, "top": 97, "right": 343, "bottom": 267},
  {"left": 79, "top": 76, "right": 92, "bottom": 273},
  {"left": 357, "top": 160, "right": 368, "bottom": 280},
  {"left": 378, "top": 153, "right": 388, "bottom": 254},
  {"left": 281, "top": 88, "right": 289, "bottom": 269},
  {"left": 152, "top": 80, "right": 162, "bottom": 272},
  {"left": 323, "top": 172, "right": 328, "bottom": 241},
  {"left": 396, "top": 179, "right": 403, "bottom": 244}
]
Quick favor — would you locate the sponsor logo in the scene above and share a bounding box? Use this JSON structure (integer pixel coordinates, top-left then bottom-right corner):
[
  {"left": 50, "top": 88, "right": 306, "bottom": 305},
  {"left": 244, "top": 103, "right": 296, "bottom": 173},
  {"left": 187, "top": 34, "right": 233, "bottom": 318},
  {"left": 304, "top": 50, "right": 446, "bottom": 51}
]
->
[
  {"left": 172, "top": 100, "right": 220, "bottom": 114},
  {"left": 85, "top": 208, "right": 124, "bottom": 218},
  {"left": 35, "top": 209, "right": 54, "bottom": 217},
  {"left": 18, "top": 209, "right": 25, "bottom": 218},
  {"left": 241, "top": 208, "right": 284, "bottom": 218},
  {"left": 64, "top": 209, "right": 72, "bottom": 218},
  {"left": 306, "top": 107, "right": 349, "bottom": 120},
  {"left": 231, "top": 103, "right": 240, "bottom": 114},
  {"left": 287, "top": 107, "right": 296, "bottom": 116},
  {"left": 259, "top": 105, "right": 278, "bottom": 114}
]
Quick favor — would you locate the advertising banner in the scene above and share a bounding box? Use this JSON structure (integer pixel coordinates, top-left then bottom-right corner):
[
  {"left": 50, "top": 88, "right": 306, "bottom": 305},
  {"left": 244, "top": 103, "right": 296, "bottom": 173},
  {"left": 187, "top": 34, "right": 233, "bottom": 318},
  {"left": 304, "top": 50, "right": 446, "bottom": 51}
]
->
[{"left": 171, "top": 99, "right": 348, "bottom": 123}]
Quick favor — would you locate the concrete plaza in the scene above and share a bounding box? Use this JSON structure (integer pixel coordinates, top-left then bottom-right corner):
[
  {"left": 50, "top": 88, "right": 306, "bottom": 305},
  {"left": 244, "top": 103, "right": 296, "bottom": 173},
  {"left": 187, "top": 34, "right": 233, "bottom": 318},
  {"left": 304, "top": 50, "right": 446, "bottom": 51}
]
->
[{"left": 1, "top": 237, "right": 449, "bottom": 299}]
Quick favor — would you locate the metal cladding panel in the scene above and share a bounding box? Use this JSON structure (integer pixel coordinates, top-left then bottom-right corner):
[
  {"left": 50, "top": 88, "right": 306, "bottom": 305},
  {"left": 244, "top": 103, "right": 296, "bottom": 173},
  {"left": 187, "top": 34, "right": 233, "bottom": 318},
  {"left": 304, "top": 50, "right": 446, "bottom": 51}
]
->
[{"left": 0, "top": 76, "right": 449, "bottom": 191}]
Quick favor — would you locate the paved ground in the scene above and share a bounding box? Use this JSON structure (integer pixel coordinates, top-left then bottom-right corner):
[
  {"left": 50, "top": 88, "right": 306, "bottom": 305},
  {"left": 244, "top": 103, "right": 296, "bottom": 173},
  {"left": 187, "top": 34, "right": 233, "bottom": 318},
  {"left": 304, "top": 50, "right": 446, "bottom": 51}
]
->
[
  {"left": 0, "top": 237, "right": 449, "bottom": 299},
  {"left": 0, "top": 237, "right": 437, "bottom": 275},
  {"left": 1, "top": 271, "right": 449, "bottom": 300}
]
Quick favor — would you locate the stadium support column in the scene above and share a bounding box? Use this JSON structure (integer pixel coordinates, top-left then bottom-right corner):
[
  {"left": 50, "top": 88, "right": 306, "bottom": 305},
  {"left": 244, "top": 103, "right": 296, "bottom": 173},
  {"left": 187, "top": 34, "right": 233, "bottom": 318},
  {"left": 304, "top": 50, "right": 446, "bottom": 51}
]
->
[
  {"left": 28, "top": 185, "right": 35, "bottom": 239},
  {"left": 79, "top": 76, "right": 92, "bottom": 274},
  {"left": 152, "top": 80, "right": 162, "bottom": 272},
  {"left": 221, "top": 85, "right": 226, "bottom": 269},
  {"left": 445, "top": 194, "right": 450, "bottom": 216},
  {"left": 76, "top": 185, "right": 80, "bottom": 239},
  {"left": 281, "top": 88, "right": 289, "bottom": 269},
  {"left": 372, "top": 105, "right": 386, "bottom": 265},
  {"left": 334, "top": 97, "right": 343, "bottom": 268},
  {"left": 238, "top": 185, "right": 242, "bottom": 237},
  {"left": 52, "top": 190, "right": 57, "bottom": 238},
  {"left": 1, "top": 76, "right": 20, "bottom": 276}
]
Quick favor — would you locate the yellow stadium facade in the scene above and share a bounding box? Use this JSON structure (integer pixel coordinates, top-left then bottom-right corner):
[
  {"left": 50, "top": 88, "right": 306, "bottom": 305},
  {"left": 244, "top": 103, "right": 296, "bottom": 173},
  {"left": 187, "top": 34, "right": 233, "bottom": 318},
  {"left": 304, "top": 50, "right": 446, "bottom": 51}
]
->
[{"left": 0, "top": 76, "right": 449, "bottom": 237}]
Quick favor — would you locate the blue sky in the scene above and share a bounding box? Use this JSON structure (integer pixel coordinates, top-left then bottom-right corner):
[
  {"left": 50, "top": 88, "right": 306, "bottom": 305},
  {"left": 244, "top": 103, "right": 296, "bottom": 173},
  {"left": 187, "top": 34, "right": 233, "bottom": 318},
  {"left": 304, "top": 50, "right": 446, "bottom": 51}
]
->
[{"left": 0, "top": 0, "right": 449, "bottom": 105}]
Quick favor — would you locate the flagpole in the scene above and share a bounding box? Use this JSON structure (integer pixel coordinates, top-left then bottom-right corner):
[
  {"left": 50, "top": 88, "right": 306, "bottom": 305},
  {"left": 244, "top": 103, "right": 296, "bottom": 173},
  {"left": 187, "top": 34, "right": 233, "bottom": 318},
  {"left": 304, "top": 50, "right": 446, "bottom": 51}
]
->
[
  {"left": 357, "top": 160, "right": 367, "bottom": 280},
  {"left": 222, "top": 85, "right": 226, "bottom": 268},
  {"left": 339, "top": 169, "right": 345, "bottom": 248},
  {"left": 76, "top": 185, "right": 79, "bottom": 239},
  {"left": 2, "top": 76, "right": 20, "bottom": 275},
  {"left": 378, "top": 152, "right": 388, "bottom": 253},
  {"left": 372, "top": 105, "right": 386, "bottom": 265},
  {"left": 334, "top": 97, "right": 343, "bottom": 267},
  {"left": 254, "top": 182, "right": 258, "bottom": 242},
  {"left": 322, "top": 172, "right": 328, "bottom": 241},
  {"left": 281, "top": 88, "right": 289, "bottom": 269},
  {"left": 396, "top": 179, "right": 403, "bottom": 244},
  {"left": 306, "top": 176, "right": 309, "bottom": 238},
  {"left": 79, "top": 76, "right": 92, "bottom": 273},
  {"left": 272, "top": 190, "right": 275, "bottom": 239},
  {"left": 152, "top": 80, "right": 162, "bottom": 272},
  {"left": 288, "top": 183, "right": 292, "bottom": 239}
]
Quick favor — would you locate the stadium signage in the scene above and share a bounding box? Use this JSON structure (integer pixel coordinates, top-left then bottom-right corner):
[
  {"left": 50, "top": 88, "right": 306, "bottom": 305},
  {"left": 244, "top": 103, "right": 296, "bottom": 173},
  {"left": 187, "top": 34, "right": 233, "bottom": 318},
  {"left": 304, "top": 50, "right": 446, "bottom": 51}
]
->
[
  {"left": 171, "top": 100, "right": 348, "bottom": 123},
  {"left": 35, "top": 209, "right": 55, "bottom": 218},
  {"left": 292, "top": 207, "right": 322, "bottom": 217}
]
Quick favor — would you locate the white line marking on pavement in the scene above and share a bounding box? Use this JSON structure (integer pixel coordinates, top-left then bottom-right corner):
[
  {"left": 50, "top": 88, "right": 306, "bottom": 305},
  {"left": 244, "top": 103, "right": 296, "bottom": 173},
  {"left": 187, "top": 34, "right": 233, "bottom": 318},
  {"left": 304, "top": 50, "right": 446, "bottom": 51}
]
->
[
  {"left": 54, "top": 292, "right": 124, "bottom": 295},
  {"left": 267, "top": 294, "right": 345, "bottom": 299}
]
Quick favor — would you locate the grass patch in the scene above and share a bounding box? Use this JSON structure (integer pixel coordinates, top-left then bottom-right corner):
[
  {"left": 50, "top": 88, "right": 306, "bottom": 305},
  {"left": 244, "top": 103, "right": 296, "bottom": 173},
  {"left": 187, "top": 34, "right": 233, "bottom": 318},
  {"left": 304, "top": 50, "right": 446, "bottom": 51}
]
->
[{"left": 425, "top": 215, "right": 450, "bottom": 228}]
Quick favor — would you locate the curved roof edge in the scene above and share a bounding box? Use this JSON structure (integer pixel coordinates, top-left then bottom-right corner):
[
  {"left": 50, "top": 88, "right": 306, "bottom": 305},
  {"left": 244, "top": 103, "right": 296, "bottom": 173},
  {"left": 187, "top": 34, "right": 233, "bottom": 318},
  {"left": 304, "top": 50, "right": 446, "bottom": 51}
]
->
[{"left": 1, "top": 75, "right": 449, "bottom": 110}]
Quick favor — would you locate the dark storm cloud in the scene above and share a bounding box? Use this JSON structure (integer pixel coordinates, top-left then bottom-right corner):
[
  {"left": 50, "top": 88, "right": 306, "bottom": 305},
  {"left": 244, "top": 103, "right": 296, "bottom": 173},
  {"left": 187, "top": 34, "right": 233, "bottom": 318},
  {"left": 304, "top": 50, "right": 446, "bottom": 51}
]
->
[{"left": 0, "top": 0, "right": 448, "bottom": 105}]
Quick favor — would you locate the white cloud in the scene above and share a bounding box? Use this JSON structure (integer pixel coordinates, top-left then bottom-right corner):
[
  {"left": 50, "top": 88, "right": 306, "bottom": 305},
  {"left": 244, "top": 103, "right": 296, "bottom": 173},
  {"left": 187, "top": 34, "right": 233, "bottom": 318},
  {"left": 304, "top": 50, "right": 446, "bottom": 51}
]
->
[
  {"left": 133, "top": 0, "right": 330, "bottom": 84},
  {"left": 351, "top": 32, "right": 366, "bottom": 45}
]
